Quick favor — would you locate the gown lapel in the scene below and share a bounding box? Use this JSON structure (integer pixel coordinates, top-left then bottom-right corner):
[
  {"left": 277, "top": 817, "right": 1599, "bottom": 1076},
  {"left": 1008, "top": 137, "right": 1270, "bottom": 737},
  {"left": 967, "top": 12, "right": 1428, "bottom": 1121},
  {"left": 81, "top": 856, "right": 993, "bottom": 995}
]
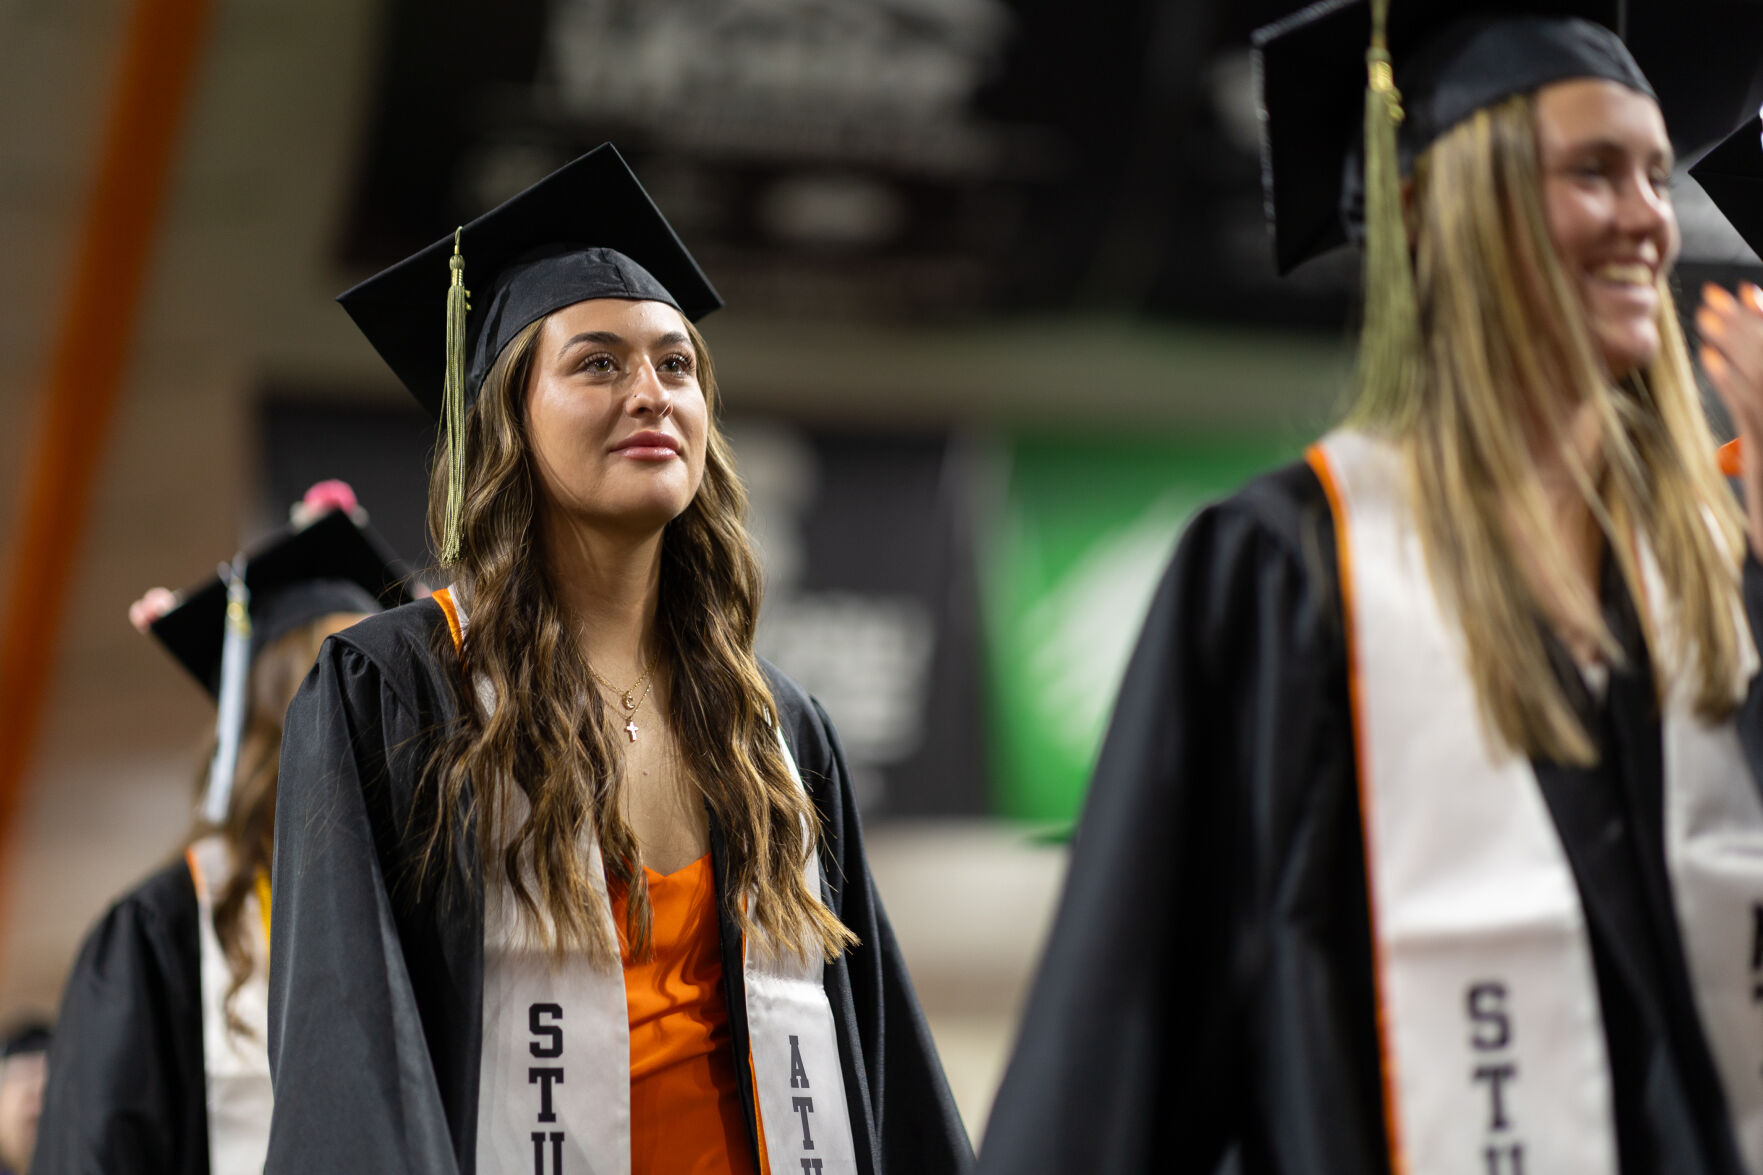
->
[
  {"left": 1528, "top": 560, "right": 1672, "bottom": 1025},
  {"left": 1526, "top": 554, "right": 1756, "bottom": 1173},
  {"left": 711, "top": 810, "right": 767, "bottom": 1167}
]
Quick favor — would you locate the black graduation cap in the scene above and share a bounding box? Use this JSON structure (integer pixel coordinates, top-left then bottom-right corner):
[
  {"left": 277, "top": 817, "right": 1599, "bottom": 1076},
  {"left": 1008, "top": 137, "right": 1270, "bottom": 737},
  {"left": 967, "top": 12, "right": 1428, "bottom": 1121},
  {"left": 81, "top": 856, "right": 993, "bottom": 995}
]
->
[
  {"left": 1691, "top": 114, "right": 1763, "bottom": 260},
  {"left": 1255, "top": 0, "right": 1648, "bottom": 273},
  {"left": 149, "top": 507, "right": 410, "bottom": 699},
  {"left": 336, "top": 143, "right": 723, "bottom": 418}
]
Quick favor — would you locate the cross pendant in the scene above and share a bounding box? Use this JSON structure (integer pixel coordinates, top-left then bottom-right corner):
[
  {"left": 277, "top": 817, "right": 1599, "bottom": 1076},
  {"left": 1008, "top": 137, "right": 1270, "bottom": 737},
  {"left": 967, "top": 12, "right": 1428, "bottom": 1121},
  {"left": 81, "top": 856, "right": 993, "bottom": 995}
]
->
[{"left": 625, "top": 718, "right": 640, "bottom": 742}]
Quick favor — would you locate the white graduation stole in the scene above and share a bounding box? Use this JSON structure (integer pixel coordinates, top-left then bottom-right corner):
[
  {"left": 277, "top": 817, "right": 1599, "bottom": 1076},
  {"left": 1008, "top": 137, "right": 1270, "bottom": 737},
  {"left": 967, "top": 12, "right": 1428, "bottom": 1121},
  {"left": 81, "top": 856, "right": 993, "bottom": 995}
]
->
[
  {"left": 1652, "top": 523, "right": 1763, "bottom": 1169},
  {"left": 1310, "top": 429, "right": 1763, "bottom": 1175},
  {"left": 441, "top": 591, "right": 859, "bottom": 1175},
  {"left": 185, "top": 835, "right": 274, "bottom": 1175}
]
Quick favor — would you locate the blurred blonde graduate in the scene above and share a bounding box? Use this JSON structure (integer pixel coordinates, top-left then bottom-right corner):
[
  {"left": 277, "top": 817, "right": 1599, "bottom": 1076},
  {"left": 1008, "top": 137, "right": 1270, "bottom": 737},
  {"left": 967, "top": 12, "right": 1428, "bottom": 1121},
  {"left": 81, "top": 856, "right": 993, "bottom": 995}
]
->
[{"left": 981, "top": 3, "right": 1763, "bottom": 1172}]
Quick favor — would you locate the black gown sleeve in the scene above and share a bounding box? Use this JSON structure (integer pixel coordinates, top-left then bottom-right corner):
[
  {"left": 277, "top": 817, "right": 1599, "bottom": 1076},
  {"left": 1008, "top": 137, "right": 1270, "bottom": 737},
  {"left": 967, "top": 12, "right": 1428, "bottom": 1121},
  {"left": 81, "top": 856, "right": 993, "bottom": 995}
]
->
[
  {"left": 976, "top": 473, "right": 1359, "bottom": 1174},
  {"left": 30, "top": 862, "right": 208, "bottom": 1175},
  {"left": 772, "top": 676, "right": 975, "bottom": 1175},
  {"left": 265, "top": 639, "right": 459, "bottom": 1175}
]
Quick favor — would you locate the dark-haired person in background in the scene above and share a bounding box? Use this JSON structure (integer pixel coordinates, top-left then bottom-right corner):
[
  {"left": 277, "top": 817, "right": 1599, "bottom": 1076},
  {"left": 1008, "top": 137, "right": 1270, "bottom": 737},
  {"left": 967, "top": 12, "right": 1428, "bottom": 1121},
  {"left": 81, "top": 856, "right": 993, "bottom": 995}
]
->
[{"left": 31, "top": 483, "right": 408, "bottom": 1175}]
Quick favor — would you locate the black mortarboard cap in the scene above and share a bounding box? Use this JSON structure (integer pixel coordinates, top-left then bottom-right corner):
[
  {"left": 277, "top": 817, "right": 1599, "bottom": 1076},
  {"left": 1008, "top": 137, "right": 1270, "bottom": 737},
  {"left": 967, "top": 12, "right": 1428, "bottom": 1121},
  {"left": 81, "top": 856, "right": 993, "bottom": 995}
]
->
[
  {"left": 149, "top": 508, "right": 410, "bottom": 698},
  {"left": 336, "top": 143, "right": 722, "bottom": 417},
  {"left": 1691, "top": 114, "right": 1763, "bottom": 260},
  {"left": 1255, "top": 0, "right": 1650, "bottom": 274}
]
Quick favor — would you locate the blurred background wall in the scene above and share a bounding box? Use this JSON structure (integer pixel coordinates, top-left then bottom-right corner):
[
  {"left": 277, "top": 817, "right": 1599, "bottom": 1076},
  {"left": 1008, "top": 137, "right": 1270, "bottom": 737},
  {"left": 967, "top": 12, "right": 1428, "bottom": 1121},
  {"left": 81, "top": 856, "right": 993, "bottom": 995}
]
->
[{"left": 1, "top": 0, "right": 1757, "bottom": 1141}]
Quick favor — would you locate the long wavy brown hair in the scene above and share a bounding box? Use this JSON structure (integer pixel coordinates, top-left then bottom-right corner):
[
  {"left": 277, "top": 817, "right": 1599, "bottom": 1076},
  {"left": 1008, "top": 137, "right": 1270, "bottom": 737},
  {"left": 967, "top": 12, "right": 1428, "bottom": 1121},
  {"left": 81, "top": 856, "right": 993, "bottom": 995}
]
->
[
  {"left": 419, "top": 312, "right": 856, "bottom": 967},
  {"left": 190, "top": 619, "right": 335, "bottom": 1035},
  {"left": 1349, "top": 93, "right": 1746, "bottom": 765}
]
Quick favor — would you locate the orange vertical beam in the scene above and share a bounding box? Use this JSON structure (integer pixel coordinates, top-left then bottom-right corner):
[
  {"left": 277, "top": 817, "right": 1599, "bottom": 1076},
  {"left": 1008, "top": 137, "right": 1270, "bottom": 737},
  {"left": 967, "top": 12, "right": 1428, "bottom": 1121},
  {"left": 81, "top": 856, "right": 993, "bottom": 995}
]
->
[{"left": 0, "top": 0, "right": 214, "bottom": 951}]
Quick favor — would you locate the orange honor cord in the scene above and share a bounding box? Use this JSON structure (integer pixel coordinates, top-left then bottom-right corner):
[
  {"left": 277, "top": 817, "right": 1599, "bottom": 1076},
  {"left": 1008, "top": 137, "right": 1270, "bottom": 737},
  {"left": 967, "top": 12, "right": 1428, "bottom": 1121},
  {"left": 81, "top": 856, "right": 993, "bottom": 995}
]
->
[
  {"left": 184, "top": 846, "right": 206, "bottom": 897},
  {"left": 1304, "top": 444, "right": 1407, "bottom": 1175},
  {"left": 0, "top": 0, "right": 214, "bottom": 973},
  {"left": 255, "top": 869, "right": 272, "bottom": 947},
  {"left": 434, "top": 587, "right": 463, "bottom": 655}
]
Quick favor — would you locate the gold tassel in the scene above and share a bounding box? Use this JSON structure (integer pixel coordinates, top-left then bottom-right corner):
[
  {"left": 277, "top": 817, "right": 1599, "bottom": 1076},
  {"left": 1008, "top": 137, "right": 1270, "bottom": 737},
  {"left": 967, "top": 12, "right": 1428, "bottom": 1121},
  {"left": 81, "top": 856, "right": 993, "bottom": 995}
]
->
[
  {"left": 441, "top": 226, "right": 470, "bottom": 566},
  {"left": 1354, "top": 0, "right": 1424, "bottom": 425}
]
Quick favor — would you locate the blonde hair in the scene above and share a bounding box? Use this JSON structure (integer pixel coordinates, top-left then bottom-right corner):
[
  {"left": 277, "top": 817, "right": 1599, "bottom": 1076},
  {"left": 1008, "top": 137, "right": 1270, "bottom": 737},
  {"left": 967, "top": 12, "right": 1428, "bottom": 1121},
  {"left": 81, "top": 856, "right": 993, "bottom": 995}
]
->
[
  {"left": 1349, "top": 92, "right": 1746, "bottom": 765},
  {"left": 418, "top": 315, "right": 857, "bottom": 966}
]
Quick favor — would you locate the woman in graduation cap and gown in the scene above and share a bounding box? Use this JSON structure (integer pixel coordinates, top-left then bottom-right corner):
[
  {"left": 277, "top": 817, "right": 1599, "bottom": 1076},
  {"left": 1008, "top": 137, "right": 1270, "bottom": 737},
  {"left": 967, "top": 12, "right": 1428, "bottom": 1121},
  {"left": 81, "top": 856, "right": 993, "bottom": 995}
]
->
[
  {"left": 30, "top": 483, "right": 408, "bottom": 1175},
  {"left": 265, "top": 146, "right": 971, "bottom": 1175},
  {"left": 979, "top": 2, "right": 1763, "bottom": 1174}
]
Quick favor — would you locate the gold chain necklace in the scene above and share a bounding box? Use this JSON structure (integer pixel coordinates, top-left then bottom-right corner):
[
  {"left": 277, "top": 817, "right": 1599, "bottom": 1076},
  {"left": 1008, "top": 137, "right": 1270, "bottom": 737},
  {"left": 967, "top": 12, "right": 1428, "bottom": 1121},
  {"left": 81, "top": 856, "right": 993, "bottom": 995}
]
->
[{"left": 588, "top": 663, "right": 654, "bottom": 743}]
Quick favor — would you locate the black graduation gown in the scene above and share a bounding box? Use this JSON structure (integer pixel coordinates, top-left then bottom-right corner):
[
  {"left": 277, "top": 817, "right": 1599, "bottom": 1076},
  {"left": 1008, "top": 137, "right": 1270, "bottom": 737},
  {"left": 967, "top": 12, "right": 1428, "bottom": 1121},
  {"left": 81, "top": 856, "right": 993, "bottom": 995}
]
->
[
  {"left": 265, "top": 598, "right": 973, "bottom": 1175},
  {"left": 31, "top": 860, "right": 210, "bottom": 1175},
  {"left": 977, "top": 461, "right": 1758, "bottom": 1175}
]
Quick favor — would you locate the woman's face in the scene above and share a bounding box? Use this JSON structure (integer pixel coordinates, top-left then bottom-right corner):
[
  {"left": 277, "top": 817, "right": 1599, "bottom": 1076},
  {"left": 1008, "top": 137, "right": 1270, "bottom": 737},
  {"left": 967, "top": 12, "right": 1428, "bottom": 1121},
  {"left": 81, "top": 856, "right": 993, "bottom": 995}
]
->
[
  {"left": 524, "top": 298, "right": 708, "bottom": 538},
  {"left": 1534, "top": 78, "right": 1679, "bottom": 379}
]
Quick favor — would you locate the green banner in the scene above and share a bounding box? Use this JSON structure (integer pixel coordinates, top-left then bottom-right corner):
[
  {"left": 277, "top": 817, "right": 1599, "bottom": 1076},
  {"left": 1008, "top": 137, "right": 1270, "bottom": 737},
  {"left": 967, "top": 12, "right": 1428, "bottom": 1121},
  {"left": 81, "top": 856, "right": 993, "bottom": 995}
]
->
[{"left": 981, "top": 434, "right": 1300, "bottom": 823}]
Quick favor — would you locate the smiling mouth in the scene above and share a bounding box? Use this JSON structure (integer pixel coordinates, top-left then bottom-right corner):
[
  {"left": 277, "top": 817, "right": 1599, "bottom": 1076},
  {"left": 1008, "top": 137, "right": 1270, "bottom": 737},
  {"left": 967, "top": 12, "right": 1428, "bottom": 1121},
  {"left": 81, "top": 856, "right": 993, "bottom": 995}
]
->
[{"left": 1591, "top": 262, "right": 1655, "bottom": 287}]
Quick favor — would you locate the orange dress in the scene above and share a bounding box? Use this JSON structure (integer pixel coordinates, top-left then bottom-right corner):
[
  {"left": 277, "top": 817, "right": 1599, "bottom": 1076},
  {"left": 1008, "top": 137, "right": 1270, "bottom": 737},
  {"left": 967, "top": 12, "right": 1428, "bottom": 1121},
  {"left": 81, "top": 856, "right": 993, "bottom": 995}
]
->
[{"left": 613, "top": 854, "right": 768, "bottom": 1175}]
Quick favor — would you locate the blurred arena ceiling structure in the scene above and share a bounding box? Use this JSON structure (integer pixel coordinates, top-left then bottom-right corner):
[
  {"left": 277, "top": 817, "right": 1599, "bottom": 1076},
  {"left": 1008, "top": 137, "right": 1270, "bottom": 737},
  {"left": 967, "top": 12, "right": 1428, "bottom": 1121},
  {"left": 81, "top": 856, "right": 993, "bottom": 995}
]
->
[{"left": 333, "top": 0, "right": 1763, "bottom": 345}]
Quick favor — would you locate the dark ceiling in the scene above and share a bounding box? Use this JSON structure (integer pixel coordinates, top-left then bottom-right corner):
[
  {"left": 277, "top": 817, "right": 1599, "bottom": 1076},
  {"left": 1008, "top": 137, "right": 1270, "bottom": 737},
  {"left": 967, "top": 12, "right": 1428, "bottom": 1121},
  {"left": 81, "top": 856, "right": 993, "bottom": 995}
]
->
[{"left": 335, "top": 0, "right": 1763, "bottom": 334}]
